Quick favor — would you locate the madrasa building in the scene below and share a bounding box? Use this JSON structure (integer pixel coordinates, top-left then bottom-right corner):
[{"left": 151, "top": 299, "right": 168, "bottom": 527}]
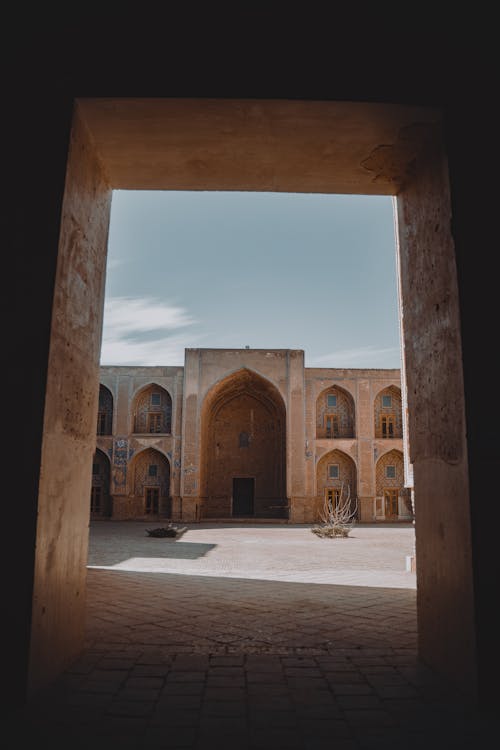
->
[{"left": 93, "top": 348, "right": 412, "bottom": 524}]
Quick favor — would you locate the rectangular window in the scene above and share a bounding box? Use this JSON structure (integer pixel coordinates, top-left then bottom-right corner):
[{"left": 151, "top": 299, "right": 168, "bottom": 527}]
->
[
  {"left": 327, "top": 394, "right": 337, "bottom": 408},
  {"left": 97, "top": 412, "right": 107, "bottom": 434},
  {"left": 148, "top": 464, "right": 158, "bottom": 477},
  {"left": 151, "top": 392, "right": 161, "bottom": 406},
  {"left": 382, "top": 395, "right": 392, "bottom": 408},
  {"left": 328, "top": 464, "right": 339, "bottom": 479},
  {"left": 381, "top": 415, "right": 395, "bottom": 437},
  {"left": 92, "top": 463, "right": 100, "bottom": 475},
  {"left": 326, "top": 487, "right": 341, "bottom": 509},
  {"left": 325, "top": 414, "right": 339, "bottom": 438},
  {"left": 148, "top": 412, "right": 162, "bottom": 433},
  {"left": 386, "top": 465, "right": 396, "bottom": 478}
]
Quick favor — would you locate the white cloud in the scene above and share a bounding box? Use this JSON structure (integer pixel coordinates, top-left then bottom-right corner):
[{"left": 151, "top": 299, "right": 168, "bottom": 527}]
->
[
  {"left": 308, "top": 345, "right": 401, "bottom": 369},
  {"left": 103, "top": 296, "right": 194, "bottom": 335},
  {"left": 105, "top": 258, "right": 126, "bottom": 270},
  {"left": 100, "top": 296, "right": 199, "bottom": 365}
]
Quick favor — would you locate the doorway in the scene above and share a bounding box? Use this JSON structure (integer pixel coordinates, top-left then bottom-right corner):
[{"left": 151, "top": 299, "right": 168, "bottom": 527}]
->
[
  {"left": 384, "top": 488, "right": 399, "bottom": 519},
  {"left": 27, "top": 97, "right": 478, "bottom": 704},
  {"left": 233, "top": 477, "right": 255, "bottom": 517},
  {"left": 145, "top": 487, "right": 160, "bottom": 514}
]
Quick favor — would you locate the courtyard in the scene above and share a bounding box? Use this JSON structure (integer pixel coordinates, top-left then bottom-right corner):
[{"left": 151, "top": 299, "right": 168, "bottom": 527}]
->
[{"left": 23, "top": 522, "right": 496, "bottom": 748}]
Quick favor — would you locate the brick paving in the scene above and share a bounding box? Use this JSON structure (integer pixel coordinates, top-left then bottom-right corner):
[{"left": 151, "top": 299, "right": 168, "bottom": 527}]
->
[{"left": 23, "top": 522, "right": 497, "bottom": 748}]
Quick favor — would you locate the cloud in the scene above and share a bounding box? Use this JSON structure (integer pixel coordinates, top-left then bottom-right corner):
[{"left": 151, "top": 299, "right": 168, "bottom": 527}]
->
[
  {"left": 100, "top": 296, "right": 199, "bottom": 365},
  {"left": 308, "top": 345, "right": 401, "bottom": 368},
  {"left": 105, "top": 258, "right": 126, "bottom": 270}
]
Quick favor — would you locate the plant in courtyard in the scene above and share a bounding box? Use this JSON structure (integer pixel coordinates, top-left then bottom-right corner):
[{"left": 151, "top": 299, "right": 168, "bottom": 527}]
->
[
  {"left": 146, "top": 524, "right": 177, "bottom": 538},
  {"left": 311, "top": 482, "right": 358, "bottom": 538}
]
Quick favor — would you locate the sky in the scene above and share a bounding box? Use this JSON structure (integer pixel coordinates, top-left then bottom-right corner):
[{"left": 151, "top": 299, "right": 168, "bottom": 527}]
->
[{"left": 101, "top": 190, "right": 401, "bottom": 369}]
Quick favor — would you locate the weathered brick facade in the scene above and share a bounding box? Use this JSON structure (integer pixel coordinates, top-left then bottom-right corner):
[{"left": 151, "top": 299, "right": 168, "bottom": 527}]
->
[{"left": 94, "top": 349, "right": 409, "bottom": 523}]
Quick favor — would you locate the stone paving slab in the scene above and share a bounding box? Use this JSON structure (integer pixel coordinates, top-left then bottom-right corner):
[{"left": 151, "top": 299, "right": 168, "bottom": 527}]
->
[{"left": 23, "top": 522, "right": 498, "bottom": 748}]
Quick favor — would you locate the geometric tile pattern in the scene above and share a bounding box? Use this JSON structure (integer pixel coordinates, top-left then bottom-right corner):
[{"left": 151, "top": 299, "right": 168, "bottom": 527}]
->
[
  {"left": 374, "top": 386, "right": 403, "bottom": 439},
  {"left": 134, "top": 385, "right": 172, "bottom": 434},
  {"left": 375, "top": 449, "right": 404, "bottom": 496},
  {"left": 316, "top": 449, "right": 356, "bottom": 501},
  {"left": 132, "top": 447, "right": 171, "bottom": 503},
  {"left": 316, "top": 386, "right": 355, "bottom": 439}
]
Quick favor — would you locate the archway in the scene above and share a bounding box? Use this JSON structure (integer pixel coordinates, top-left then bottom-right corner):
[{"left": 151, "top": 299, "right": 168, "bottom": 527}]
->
[
  {"left": 375, "top": 448, "right": 411, "bottom": 521},
  {"left": 128, "top": 447, "right": 171, "bottom": 518},
  {"left": 374, "top": 385, "right": 402, "bottom": 439},
  {"left": 316, "top": 448, "right": 357, "bottom": 521},
  {"left": 316, "top": 385, "right": 355, "bottom": 439},
  {"left": 200, "top": 368, "right": 286, "bottom": 519},
  {"left": 22, "top": 98, "right": 481, "bottom": 705},
  {"left": 132, "top": 383, "right": 172, "bottom": 434},
  {"left": 90, "top": 449, "right": 111, "bottom": 518},
  {"left": 97, "top": 385, "right": 113, "bottom": 435}
]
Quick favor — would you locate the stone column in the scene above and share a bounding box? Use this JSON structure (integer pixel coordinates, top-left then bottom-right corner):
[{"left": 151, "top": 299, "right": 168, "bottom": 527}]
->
[
  {"left": 287, "top": 351, "right": 308, "bottom": 522},
  {"left": 179, "top": 350, "right": 201, "bottom": 521},
  {"left": 356, "top": 378, "right": 376, "bottom": 522}
]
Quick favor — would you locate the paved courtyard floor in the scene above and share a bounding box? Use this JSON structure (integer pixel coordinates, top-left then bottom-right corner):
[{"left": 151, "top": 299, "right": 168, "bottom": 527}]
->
[{"left": 23, "top": 522, "right": 497, "bottom": 748}]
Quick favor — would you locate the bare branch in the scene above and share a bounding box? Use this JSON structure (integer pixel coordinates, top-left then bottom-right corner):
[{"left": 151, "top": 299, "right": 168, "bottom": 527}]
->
[{"left": 312, "top": 481, "right": 358, "bottom": 538}]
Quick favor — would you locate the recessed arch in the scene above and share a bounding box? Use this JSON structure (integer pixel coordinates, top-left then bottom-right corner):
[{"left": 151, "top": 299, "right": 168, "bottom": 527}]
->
[
  {"left": 131, "top": 383, "right": 172, "bottom": 434},
  {"left": 90, "top": 448, "right": 111, "bottom": 518},
  {"left": 128, "top": 446, "right": 171, "bottom": 518},
  {"left": 374, "top": 385, "right": 402, "bottom": 439},
  {"left": 97, "top": 384, "right": 113, "bottom": 435},
  {"left": 316, "top": 384, "right": 355, "bottom": 439},
  {"left": 200, "top": 368, "right": 287, "bottom": 519},
  {"left": 375, "top": 448, "right": 411, "bottom": 520},
  {"left": 315, "top": 448, "right": 358, "bottom": 518}
]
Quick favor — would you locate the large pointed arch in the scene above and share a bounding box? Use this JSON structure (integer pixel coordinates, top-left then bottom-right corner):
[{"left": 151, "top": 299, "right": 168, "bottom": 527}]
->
[{"left": 200, "top": 368, "right": 287, "bottom": 519}]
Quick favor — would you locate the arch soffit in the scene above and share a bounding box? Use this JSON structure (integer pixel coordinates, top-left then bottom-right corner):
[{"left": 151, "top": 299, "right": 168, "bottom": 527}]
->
[
  {"left": 99, "top": 382, "right": 114, "bottom": 401},
  {"left": 376, "top": 447, "right": 404, "bottom": 465},
  {"left": 201, "top": 367, "right": 286, "bottom": 418},
  {"left": 316, "top": 447, "right": 357, "bottom": 471},
  {"left": 374, "top": 383, "right": 402, "bottom": 401},
  {"left": 94, "top": 446, "right": 111, "bottom": 466},
  {"left": 129, "top": 445, "right": 171, "bottom": 467},
  {"left": 316, "top": 383, "right": 355, "bottom": 408},
  {"left": 131, "top": 381, "right": 173, "bottom": 404}
]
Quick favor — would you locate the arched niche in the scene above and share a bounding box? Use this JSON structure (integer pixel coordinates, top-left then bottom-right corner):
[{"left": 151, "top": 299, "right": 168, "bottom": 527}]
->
[
  {"left": 316, "top": 448, "right": 358, "bottom": 518},
  {"left": 90, "top": 448, "right": 111, "bottom": 517},
  {"left": 132, "top": 384, "right": 172, "bottom": 434},
  {"left": 316, "top": 384, "right": 355, "bottom": 439},
  {"left": 97, "top": 384, "right": 113, "bottom": 435},
  {"left": 129, "top": 447, "right": 171, "bottom": 517},
  {"left": 200, "top": 368, "right": 287, "bottom": 519},
  {"left": 374, "top": 385, "right": 402, "bottom": 439},
  {"left": 375, "top": 448, "right": 410, "bottom": 519}
]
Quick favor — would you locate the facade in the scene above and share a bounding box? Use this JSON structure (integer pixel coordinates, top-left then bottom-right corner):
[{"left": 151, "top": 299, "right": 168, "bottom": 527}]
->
[{"left": 94, "top": 348, "right": 411, "bottom": 524}]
